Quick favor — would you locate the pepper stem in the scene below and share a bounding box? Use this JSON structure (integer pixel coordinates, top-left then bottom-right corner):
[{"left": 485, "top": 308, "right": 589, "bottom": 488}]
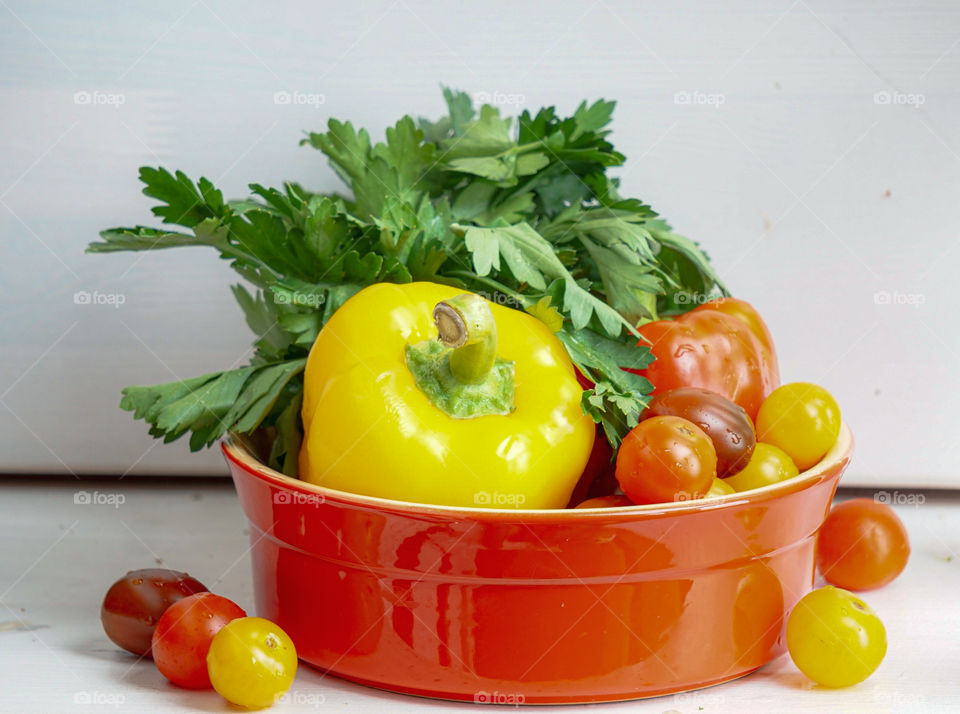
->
[
  {"left": 433, "top": 294, "right": 497, "bottom": 384},
  {"left": 406, "top": 293, "right": 514, "bottom": 419}
]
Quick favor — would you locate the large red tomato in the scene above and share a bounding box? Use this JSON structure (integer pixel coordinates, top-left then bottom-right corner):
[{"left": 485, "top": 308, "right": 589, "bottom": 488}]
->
[{"left": 633, "top": 298, "right": 779, "bottom": 420}]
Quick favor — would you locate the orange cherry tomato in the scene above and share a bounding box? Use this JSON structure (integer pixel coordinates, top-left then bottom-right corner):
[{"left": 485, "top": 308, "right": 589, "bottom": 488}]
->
[
  {"left": 615, "top": 416, "right": 717, "bottom": 505},
  {"left": 817, "top": 498, "right": 910, "bottom": 590}
]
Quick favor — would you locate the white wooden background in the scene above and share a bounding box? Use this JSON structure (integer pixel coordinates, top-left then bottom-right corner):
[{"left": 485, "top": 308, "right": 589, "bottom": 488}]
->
[{"left": 1, "top": 0, "right": 958, "bottom": 486}]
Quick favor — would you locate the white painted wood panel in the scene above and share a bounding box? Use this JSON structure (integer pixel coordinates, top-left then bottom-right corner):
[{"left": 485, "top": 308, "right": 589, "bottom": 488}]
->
[{"left": 1, "top": 0, "right": 958, "bottom": 485}]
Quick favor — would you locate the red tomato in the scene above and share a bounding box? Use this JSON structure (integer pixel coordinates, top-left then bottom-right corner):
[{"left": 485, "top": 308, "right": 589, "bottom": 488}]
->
[
  {"left": 151, "top": 592, "right": 246, "bottom": 689},
  {"left": 615, "top": 416, "right": 717, "bottom": 505},
  {"left": 693, "top": 297, "right": 779, "bottom": 379},
  {"left": 574, "top": 494, "right": 634, "bottom": 509},
  {"left": 633, "top": 299, "right": 779, "bottom": 420},
  {"left": 566, "top": 424, "right": 615, "bottom": 507},
  {"left": 569, "top": 369, "right": 620, "bottom": 504},
  {"left": 817, "top": 499, "right": 910, "bottom": 590}
]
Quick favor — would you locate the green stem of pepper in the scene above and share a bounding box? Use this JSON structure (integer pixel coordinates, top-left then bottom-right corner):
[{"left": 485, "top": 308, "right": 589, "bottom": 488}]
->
[{"left": 433, "top": 294, "right": 498, "bottom": 383}]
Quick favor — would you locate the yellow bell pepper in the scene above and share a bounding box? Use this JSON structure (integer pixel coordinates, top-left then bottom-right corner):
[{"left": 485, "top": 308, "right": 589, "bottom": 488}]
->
[{"left": 299, "top": 282, "right": 594, "bottom": 509}]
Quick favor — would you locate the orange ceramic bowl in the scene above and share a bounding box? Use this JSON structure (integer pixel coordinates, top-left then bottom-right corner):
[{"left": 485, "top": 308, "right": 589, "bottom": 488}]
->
[{"left": 223, "top": 423, "right": 852, "bottom": 704}]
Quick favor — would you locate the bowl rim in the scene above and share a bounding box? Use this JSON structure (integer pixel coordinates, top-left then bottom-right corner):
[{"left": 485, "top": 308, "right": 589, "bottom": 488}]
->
[{"left": 222, "top": 422, "right": 852, "bottom": 522}]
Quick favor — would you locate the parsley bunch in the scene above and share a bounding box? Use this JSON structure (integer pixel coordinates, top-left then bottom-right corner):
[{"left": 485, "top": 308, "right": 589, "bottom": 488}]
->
[{"left": 89, "top": 89, "right": 726, "bottom": 475}]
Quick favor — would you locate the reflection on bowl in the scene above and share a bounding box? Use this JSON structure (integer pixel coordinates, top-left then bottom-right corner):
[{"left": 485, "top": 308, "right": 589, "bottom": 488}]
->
[{"left": 223, "top": 423, "right": 852, "bottom": 704}]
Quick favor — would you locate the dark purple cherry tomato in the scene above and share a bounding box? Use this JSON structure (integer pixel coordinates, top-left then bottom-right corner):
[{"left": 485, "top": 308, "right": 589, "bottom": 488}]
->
[
  {"left": 101, "top": 569, "right": 208, "bottom": 657},
  {"left": 643, "top": 387, "right": 756, "bottom": 477}
]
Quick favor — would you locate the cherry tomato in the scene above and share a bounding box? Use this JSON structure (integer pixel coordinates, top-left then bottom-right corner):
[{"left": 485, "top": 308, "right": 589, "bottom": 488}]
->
[
  {"left": 786, "top": 585, "right": 886, "bottom": 687},
  {"left": 566, "top": 424, "right": 615, "bottom": 507},
  {"left": 152, "top": 592, "right": 246, "bottom": 689},
  {"left": 615, "top": 416, "right": 717, "bottom": 505},
  {"left": 101, "top": 569, "right": 207, "bottom": 657},
  {"left": 705, "top": 478, "right": 736, "bottom": 498},
  {"left": 817, "top": 498, "right": 910, "bottom": 590},
  {"left": 756, "top": 382, "right": 841, "bottom": 470},
  {"left": 207, "top": 617, "right": 298, "bottom": 709},
  {"left": 574, "top": 494, "right": 634, "bottom": 509},
  {"left": 723, "top": 443, "right": 798, "bottom": 492},
  {"left": 643, "top": 387, "right": 756, "bottom": 476}
]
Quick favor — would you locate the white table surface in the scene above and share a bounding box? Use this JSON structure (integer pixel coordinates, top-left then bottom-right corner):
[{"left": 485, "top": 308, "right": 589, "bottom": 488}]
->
[{"left": 1, "top": 479, "right": 957, "bottom": 713}]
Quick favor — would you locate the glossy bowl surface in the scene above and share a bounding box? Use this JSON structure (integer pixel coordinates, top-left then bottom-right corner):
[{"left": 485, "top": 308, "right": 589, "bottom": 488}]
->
[{"left": 223, "top": 424, "right": 852, "bottom": 704}]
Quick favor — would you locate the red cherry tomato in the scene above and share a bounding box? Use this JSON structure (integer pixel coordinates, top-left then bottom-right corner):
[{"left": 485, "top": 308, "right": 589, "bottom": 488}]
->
[
  {"left": 566, "top": 424, "right": 615, "bottom": 507},
  {"left": 151, "top": 592, "right": 246, "bottom": 689},
  {"left": 643, "top": 387, "right": 756, "bottom": 477},
  {"left": 574, "top": 494, "right": 634, "bottom": 509},
  {"left": 101, "top": 569, "right": 207, "bottom": 657},
  {"left": 615, "top": 415, "right": 717, "bottom": 505},
  {"left": 817, "top": 498, "right": 910, "bottom": 590}
]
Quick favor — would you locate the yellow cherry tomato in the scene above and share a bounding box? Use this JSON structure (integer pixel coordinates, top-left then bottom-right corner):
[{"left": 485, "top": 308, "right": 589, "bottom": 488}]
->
[
  {"left": 786, "top": 586, "right": 886, "bottom": 687},
  {"left": 756, "top": 382, "right": 841, "bottom": 470},
  {"left": 723, "top": 442, "right": 798, "bottom": 492},
  {"left": 705, "top": 478, "right": 736, "bottom": 498},
  {"left": 207, "top": 617, "right": 297, "bottom": 709}
]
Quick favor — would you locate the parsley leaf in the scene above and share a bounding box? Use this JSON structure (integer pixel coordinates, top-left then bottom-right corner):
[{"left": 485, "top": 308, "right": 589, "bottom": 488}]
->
[{"left": 92, "top": 88, "right": 729, "bottom": 465}]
